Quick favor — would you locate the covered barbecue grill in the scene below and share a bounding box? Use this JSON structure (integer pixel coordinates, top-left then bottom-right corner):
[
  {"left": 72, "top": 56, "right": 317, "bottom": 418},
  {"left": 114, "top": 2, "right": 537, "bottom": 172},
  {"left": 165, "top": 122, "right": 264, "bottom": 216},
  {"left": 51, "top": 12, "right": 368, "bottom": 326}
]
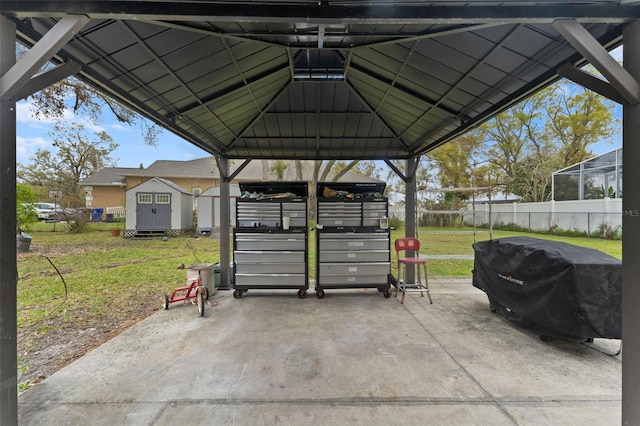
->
[{"left": 472, "top": 237, "right": 621, "bottom": 340}]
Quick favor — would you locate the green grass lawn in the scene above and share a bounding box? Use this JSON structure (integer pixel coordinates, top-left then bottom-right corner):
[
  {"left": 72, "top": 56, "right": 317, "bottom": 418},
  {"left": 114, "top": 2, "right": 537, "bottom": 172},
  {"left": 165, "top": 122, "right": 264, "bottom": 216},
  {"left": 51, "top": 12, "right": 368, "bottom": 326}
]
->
[
  {"left": 17, "top": 221, "right": 622, "bottom": 330},
  {"left": 389, "top": 225, "right": 621, "bottom": 278},
  {"left": 15, "top": 220, "right": 622, "bottom": 387},
  {"left": 18, "top": 222, "right": 221, "bottom": 329}
]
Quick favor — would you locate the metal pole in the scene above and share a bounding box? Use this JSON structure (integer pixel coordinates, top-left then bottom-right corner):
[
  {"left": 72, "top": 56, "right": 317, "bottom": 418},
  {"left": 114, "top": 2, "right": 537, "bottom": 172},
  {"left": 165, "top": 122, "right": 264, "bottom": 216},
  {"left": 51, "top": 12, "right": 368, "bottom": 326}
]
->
[
  {"left": 623, "top": 20, "right": 640, "bottom": 426},
  {"left": 0, "top": 15, "right": 18, "bottom": 426},
  {"left": 472, "top": 188, "right": 477, "bottom": 244},
  {"left": 488, "top": 180, "right": 493, "bottom": 240},
  {"left": 218, "top": 157, "right": 232, "bottom": 290},
  {"left": 405, "top": 156, "right": 418, "bottom": 284}
]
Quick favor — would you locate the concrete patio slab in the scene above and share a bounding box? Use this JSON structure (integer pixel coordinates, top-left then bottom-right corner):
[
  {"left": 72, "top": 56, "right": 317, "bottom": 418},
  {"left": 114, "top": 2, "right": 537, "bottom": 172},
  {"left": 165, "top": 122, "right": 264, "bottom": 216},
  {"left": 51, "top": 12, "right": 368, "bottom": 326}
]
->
[{"left": 18, "top": 279, "right": 621, "bottom": 425}]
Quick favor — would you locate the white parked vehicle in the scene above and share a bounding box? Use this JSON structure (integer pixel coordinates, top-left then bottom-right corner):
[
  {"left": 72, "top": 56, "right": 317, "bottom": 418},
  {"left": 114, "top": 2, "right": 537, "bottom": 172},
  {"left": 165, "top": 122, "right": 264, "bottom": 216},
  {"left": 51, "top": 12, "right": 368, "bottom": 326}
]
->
[{"left": 25, "top": 203, "right": 64, "bottom": 220}]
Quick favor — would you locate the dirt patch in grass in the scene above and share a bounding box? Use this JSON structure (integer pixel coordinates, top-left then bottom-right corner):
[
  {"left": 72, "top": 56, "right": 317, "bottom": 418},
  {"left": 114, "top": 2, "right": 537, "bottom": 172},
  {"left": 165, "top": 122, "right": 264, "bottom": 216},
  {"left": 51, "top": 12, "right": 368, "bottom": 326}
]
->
[
  {"left": 17, "top": 296, "right": 161, "bottom": 386},
  {"left": 15, "top": 236, "right": 208, "bottom": 389}
]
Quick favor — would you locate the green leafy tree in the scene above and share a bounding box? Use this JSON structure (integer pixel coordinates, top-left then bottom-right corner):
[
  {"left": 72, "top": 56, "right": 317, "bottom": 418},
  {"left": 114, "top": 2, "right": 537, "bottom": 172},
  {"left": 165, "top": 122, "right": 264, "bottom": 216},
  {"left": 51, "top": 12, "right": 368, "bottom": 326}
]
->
[
  {"left": 427, "top": 133, "right": 484, "bottom": 207},
  {"left": 354, "top": 160, "right": 397, "bottom": 197},
  {"left": 18, "top": 121, "right": 118, "bottom": 208},
  {"left": 511, "top": 154, "right": 556, "bottom": 202},
  {"left": 270, "top": 160, "right": 288, "bottom": 181},
  {"left": 16, "top": 183, "right": 38, "bottom": 233},
  {"left": 479, "top": 81, "right": 618, "bottom": 202},
  {"left": 545, "top": 85, "right": 619, "bottom": 165},
  {"left": 480, "top": 89, "right": 548, "bottom": 196}
]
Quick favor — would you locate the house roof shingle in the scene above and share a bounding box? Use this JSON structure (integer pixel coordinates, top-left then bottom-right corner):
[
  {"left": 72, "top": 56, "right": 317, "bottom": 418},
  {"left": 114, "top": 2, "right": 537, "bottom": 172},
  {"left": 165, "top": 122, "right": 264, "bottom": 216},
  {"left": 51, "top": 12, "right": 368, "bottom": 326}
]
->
[
  {"left": 79, "top": 167, "right": 142, "bottom": 186},
  {"left": 81, "top": 159, "right": 383, "bottom": 185}
]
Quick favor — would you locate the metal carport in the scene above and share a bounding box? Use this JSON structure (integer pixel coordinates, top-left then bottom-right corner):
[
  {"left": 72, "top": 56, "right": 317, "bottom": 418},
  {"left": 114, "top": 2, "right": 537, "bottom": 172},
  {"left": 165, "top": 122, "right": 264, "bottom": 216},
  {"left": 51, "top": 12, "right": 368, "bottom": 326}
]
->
[{"left": 1, "top": 2, "right": 639, "bottom": 424}]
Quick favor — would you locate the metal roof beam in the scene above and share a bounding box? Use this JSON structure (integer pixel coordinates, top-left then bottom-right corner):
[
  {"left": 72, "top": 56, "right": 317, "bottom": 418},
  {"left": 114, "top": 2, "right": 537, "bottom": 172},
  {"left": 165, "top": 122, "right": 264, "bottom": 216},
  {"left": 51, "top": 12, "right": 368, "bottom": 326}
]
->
[
  {"left": 412, "top": 20, "right": 625, "bottom": 155},
  {"left": 348, "top": 62, "right": 463, "bottom": 121},
  {"left": 353, "top": 23, "right": 500, "bottom": 49},
  {"left": 119, "top": 20, "right": 237, "bottom": 140},
  {"left": 226, "top": 80, "right": 293, "bottom": 150},
  {"left": 238, "top": 137, "right": 401, "bottom": 143},
  {"left": 173, "top": 65, "right": 290, "bottom": 118},
  {"left": 553, "top": 19, "right": 640, "bottom": 104},
  {"left": 344, "top": 79, "right": 412, "bottom": 153},
  {"left": 318, "top": 24, "right": 325, "bottom": 49},
  {"left": 341, "top": 49, "right": 411, "bottom": 153},
  {"left": 557, "top": 63, "right": 629, "bottom": 104},
  {"left": 3, "top": 3, "right": 640, "bottom": 24},
  {"left": 373, "top": 39, "right": 420, "bottom": 116},
  {"left": 384, "top": 160, "right": 407, "bottom": 183},
  {"left": 11, "top": 18, "right": 229, "bottom": 156},
  {"left": 264, "top": 112, "right": 390, "bottom": 117},
  {"left": 404, "top": 24, "right": 520, "bottom": 141},
  {"left": 13, "top": 61, "right": 80, "bottom": 100},
  {"left": 0, "top": 14, "right": 88, "bottom": 101},
  {"left": 144, "top": 20, "right": 284, "bottom": 49},
  {"left": 228, "top": 159, "right": 252, "bottom": 182},
  {"left": 222, "top": 37, "right": 266, "bottom": 118}
]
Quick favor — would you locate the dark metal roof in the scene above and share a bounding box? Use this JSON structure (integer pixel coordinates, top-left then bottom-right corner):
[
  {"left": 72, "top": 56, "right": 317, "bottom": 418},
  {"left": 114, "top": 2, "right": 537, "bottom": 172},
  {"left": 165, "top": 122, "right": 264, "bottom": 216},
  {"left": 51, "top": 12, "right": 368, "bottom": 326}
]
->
[{"left": 3, "top": 1, "right": 636, "bottom": 160}]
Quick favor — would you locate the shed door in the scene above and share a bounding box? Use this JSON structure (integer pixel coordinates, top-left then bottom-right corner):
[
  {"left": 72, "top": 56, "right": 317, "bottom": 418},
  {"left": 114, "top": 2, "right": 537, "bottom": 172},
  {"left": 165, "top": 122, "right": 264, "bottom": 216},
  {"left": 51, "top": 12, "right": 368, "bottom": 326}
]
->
[{"left": 136, "top": 192, "right": 172, "bottom": 230}]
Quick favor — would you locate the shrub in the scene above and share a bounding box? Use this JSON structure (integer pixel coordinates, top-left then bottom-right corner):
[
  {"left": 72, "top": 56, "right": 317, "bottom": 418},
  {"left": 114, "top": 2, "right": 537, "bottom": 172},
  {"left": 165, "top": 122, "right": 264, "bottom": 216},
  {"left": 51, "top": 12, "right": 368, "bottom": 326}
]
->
[
  {"left": 590, "top": 223, "right": 622, "bottom": 240},
  {"left": 63, "top": 210, "right": 91, "bottom": 233},
  {"left": 16, "top": 184, "right": 38, "bottom": 233},
  {"left": 549, "top": 227, "right": 587, "bottom": 238},
  {"left": 388, "top": 215, "right": 403, "bottom": 229}
]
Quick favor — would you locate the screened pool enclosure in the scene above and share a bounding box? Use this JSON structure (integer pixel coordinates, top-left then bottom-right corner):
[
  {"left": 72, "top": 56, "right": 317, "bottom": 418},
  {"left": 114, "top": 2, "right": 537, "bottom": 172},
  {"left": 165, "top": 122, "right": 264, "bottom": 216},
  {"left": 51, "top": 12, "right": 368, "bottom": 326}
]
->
[{"left": 552, "top": 148, "right": 623, "bottom": 201}]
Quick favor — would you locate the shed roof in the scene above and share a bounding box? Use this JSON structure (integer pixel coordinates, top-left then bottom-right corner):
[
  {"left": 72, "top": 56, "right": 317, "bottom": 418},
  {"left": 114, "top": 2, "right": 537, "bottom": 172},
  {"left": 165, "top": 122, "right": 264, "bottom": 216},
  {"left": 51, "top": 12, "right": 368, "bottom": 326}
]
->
[
  {"left": 3, "top": 1, "right": 635, "bottom": 160},
  {"left": 126, "top": 176, "right": 192, "bottom": 195}
]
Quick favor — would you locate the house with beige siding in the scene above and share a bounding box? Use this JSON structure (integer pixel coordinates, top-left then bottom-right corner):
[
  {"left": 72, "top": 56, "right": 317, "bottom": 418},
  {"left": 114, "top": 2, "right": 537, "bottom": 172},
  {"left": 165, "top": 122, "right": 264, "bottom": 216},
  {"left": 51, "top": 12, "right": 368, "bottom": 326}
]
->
[{"left": 79, "top": 158, "right": 381, "bottom": 220}]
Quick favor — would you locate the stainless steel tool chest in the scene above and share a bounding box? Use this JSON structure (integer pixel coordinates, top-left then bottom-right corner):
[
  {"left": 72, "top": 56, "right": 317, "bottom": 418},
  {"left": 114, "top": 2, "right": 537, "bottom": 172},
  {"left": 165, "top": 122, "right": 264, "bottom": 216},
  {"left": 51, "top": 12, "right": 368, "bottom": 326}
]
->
[
  {"left": 315, "top": 182, "right": 391, "bottom": 299},
  {"left": 233, "top": 182, "right": 308, "bottom": 299}
]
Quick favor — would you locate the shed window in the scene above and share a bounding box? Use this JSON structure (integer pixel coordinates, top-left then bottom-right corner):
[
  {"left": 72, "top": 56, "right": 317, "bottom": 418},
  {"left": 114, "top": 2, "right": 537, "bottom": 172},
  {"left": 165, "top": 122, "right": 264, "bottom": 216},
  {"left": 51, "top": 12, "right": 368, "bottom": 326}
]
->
[
  {"left": 138, "top": 194, "right": 152, "bottom": 204},
  {"left": 156, "top": 194, "right": 170, "bottom": 204}
]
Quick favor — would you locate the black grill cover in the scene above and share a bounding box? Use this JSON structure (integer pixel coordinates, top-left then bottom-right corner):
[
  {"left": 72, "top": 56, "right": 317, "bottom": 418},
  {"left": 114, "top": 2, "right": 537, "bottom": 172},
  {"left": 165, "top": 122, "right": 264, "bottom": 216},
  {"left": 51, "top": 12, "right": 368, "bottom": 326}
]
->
[{"left": 472, "top": 237, "right": 621, "bottom": 339}]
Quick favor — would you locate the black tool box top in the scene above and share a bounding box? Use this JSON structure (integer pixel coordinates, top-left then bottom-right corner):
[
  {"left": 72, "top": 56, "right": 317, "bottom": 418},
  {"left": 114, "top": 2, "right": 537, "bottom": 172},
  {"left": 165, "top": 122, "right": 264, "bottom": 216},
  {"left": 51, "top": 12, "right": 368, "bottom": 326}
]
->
[
  {"left": 239, "top": 181, "right": 308, "bottom": 198},
  {"left": 317, "top": 182, "right": 386, "bottom": 199}
]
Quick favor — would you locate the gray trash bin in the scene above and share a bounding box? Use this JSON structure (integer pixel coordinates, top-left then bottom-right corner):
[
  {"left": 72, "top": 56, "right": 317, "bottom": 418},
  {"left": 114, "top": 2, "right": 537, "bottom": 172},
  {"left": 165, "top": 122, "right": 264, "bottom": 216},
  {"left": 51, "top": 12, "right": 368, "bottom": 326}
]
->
[
  {"left": 186, "top": 263, "right": 216, "bottom": 297},
  {"left": 17, "top": 232, "right": 32, "bottom": 252}
]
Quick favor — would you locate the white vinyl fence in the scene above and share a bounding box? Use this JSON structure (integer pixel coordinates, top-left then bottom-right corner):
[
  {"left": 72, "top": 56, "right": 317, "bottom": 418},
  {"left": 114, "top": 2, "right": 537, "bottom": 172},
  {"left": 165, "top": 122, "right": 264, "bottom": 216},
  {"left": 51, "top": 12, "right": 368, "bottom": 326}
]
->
[
  {"left": 465, "top": 199, "right": 621, "bottom": 234},
  {"left": 390, "top": 199, "right": 622, "bottom": 235}
]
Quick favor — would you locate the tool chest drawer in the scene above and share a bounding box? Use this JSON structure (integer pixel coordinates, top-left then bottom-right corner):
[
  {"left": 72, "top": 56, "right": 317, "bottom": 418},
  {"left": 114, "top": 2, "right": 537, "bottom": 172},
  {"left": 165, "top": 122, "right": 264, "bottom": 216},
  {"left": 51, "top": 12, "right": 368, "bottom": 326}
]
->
[
  {"left": 314, "top": 182, "right": 390, "bottom": 297},
  {"left": 233, "top": 182, "right": 309, "bottom": 298}
]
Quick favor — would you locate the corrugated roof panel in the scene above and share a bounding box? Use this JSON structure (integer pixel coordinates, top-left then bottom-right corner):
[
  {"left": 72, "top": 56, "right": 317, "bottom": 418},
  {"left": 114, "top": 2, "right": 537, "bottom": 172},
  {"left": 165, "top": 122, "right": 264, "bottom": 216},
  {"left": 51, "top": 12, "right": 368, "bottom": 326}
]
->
[
  {"left": 129, "top": 61, "right": 169, "bottom": 85},
  {"left": 7, "top": 2, "right": 628, "bottom": 159}
]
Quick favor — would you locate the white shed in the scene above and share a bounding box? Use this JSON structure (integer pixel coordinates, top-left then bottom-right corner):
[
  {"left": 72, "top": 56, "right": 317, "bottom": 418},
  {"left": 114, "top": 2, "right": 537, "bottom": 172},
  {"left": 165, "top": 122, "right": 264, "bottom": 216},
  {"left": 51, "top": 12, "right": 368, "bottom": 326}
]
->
[
  {"left": 125, "top": 177, "right": 193, "bottom": 238},
  {"left": 196, "top": 184, "right": 241, "bottom": 233}
]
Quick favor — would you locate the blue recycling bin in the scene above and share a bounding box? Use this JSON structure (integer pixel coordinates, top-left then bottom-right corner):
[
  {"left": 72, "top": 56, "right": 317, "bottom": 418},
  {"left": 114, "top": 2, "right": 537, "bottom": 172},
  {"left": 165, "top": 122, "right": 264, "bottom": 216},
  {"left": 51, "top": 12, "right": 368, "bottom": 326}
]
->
[{"left": 90, "top": 208, "right": 104, "bottom": 222}]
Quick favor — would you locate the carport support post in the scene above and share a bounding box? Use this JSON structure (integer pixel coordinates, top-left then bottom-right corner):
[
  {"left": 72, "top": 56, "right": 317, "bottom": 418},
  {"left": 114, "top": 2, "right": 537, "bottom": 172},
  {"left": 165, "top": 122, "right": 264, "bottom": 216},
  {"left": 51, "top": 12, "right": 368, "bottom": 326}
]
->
[
  {"left": 404, "top": 157, "right": 418, "bottom": 284},
  {"left": 218, "top": 157, "right": 231, "bottom": 290},
  {"left": 0, "top": 15, "right": 18, "bottom": 426},
  {"left": 623, "top": 20, "right": 640, "bottom": 426}
]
